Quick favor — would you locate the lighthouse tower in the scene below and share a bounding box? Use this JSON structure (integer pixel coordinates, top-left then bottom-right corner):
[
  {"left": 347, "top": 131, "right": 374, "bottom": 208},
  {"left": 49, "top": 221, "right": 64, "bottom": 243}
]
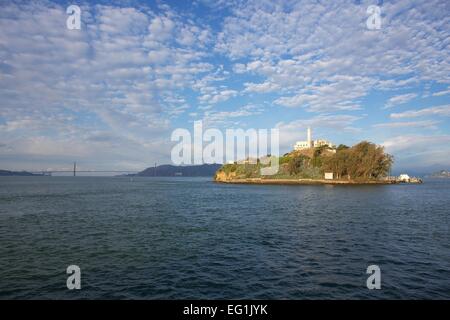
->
[
  {"left": 294, "top": 126, "right": 334, "bottom": 151},
  {"left": 307, "top": 127, "right": 312, "bottom": 148}
]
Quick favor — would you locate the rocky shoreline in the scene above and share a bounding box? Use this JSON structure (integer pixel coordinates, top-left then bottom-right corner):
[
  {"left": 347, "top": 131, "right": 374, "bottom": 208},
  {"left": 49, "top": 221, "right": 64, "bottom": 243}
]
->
[{"left": 214, "top": 177, "right": 401, "bottom": 185}]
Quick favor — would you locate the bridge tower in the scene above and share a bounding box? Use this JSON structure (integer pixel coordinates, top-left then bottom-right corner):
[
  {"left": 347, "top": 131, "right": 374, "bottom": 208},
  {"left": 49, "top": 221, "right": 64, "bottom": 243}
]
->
[{"left": 73, "top": 162, "right": 76, "bottom": 177}]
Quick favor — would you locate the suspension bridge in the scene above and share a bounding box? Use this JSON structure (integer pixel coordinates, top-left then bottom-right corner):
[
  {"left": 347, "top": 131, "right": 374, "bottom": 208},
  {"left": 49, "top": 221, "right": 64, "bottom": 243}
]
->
[{"left": 30, "top": 162, "right": 139, "bottom": 176}]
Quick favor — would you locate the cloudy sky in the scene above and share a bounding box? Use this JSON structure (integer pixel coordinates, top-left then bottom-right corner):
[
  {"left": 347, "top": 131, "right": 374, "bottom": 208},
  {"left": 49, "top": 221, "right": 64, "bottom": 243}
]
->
[{"left": 0, "top": 0, "right": 449, "bottom": 172}]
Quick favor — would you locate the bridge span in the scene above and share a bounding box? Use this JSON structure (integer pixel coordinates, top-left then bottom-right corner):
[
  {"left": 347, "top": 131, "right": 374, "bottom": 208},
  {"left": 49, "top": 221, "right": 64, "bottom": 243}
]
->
[{"left": 30, "top": 163, "right": 139, "bottom": 176}]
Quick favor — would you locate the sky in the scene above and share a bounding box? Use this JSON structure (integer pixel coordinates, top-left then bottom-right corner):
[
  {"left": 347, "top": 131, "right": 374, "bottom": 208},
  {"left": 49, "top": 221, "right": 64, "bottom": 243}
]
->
[{"left": 0, "top": 0, "right": 449, "bottom": 173}]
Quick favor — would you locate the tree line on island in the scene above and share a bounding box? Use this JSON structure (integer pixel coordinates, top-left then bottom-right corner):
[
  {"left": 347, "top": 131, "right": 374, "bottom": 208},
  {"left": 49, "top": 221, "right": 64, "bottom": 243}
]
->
[{"left": 217, "top": 141, "right": 394, "bottom": 181}]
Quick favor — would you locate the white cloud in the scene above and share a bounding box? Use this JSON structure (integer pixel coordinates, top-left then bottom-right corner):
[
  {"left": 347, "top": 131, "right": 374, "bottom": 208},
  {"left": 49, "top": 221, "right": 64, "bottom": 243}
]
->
[
  {"left": 217, "top": 0, "right": 450, "bottom": 112},
  {"left": 244, "top": 81, "right": 280, "bottom": 93},
  {"left": 0, "top": 2, "right": 213, "bottom": 169},
  {"left": 232, "top": 63, "right": 247, "bottom": 74},
  {"left": 147, "top": 16, "right": 175, "bottom": 41},
  {"left": 275, "top": 114, "right": 362, "bottom": 151},
  {"left": 432, "top": 87, "right": 450, "bottom": 97},
  {"left": 274, "top": 75, "right": 370, "bottom": 111},
  {"left": 97, "top": 6, "right": 149, "bottom": 35},
  {"left": 390, "top": 105, "right": 450, "bottom": 118},
  {"left": 382, "top": 134, "right": 450, "bottom": 167},
  {"left": 372, "top": 120, "right": 440, "bottom": 129},
  {"left": 384, "top": 93, "right": 418, "bottom": 109},
  {"left": 198, "top": 89, "right": 238, "bottom": 104},
  {"left": 201, "top": 104, "right": 264, "bottom": 126}
]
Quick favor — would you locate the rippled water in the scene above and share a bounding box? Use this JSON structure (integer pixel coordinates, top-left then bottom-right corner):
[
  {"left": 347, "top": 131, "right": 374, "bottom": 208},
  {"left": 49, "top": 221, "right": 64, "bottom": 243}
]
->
[{"left": 0, "top": 176, "right": 449, "bottom": 299}]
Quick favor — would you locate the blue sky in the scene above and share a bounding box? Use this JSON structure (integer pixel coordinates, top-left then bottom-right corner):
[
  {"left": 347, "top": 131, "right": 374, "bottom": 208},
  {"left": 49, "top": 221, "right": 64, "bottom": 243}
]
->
[{"left": 0, "top": 0, "right": 449, "bottom": 172}]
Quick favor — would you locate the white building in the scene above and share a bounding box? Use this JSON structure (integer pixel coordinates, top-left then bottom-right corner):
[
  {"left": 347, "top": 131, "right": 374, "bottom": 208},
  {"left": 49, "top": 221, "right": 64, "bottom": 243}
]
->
[
  {"left": 324, "top": 172, "right": 334, "bottom": 180},
  {"left": 314, "top": 139, "right": 335, "bottom": 148},
  {"left": 398, "top": 174, "right": 410, "bottom": 182},
  {"left": 294, "top": 127, "right": 335, "bottom": 150},
  {"left": 294, "top": 141, "right": 310, "bottom": 149}
]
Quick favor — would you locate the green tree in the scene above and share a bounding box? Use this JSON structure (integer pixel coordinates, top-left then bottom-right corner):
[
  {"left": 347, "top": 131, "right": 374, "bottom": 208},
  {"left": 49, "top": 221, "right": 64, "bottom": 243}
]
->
[
  {"left": 311, "top": 146, "right": 328, "bottom": 168},
  {"left": 346, "top": 141, "right": 393, "bottom": 180},
  {"left": 323, "top": 141, "right": 393, "bottom": 180},
  {"left": 288, "top": 155, "right": 310, "bottom": 175}
]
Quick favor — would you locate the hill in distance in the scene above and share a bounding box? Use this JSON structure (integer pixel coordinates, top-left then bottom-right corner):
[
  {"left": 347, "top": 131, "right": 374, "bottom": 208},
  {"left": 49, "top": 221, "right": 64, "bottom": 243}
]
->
[
  {"left": 426, "top": 170, "right": 450, "bottom": 178},
  {"left": 135, "top": 164, "right": 222, "bottom": 177},
  {"left": 393, "top": 163, "right": 449, "bottom": 177},
  {"left": 0, "top": 170, "right": 43, "bottom": 176}
]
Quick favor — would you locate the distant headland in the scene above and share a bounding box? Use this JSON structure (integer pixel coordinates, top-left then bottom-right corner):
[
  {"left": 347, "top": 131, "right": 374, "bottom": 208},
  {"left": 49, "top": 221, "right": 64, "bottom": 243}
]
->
[
  {"left": 131, "top": 163, "right": 222, "bottom": 177},
  {"left": 214, "top": 127, "right": 422, "bottom": 185},
  {"left": 426, "top": 170, "right": 450, "bottom": 178},
  {"left": 0, "top": 170, "right": 44, "bottom": 176}
]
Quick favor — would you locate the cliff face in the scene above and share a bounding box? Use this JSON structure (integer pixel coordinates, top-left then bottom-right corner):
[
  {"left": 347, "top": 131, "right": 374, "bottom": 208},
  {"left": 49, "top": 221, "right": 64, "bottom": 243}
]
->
[{"left": 214, "top": 170, "right": 236, "bottom": 182}]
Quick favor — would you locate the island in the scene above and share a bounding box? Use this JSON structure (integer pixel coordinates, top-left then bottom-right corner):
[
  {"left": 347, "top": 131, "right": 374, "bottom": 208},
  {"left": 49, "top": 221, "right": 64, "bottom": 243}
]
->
[
  {"left": 214, "top": 127, "right": 422, "bottom": 185},
  {"left": 426, "top": 170, "right": 450, "bottom": 178}
]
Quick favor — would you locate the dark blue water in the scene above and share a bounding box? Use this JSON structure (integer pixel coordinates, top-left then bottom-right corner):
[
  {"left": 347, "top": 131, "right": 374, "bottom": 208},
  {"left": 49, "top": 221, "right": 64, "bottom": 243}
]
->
[{"left": 0, "top": 176, "right": 449, "bottom": 299}]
